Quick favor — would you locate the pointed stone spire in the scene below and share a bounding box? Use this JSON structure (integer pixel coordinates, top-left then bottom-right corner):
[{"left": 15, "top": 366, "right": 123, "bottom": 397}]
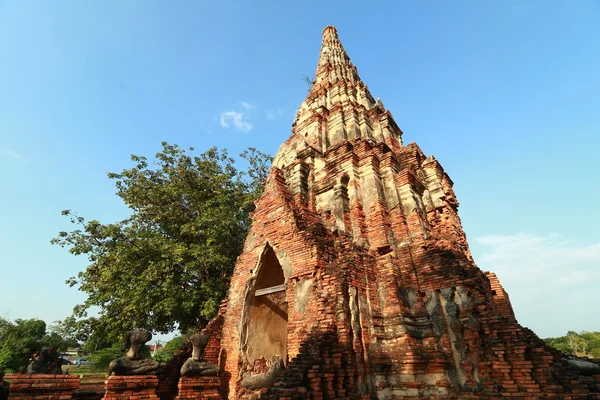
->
[
  {"left": 313, "top": 26, "right": 359, "bottom": 88},
  {"left": 274, "top": 26, "right": 404, "bottom": 168}
]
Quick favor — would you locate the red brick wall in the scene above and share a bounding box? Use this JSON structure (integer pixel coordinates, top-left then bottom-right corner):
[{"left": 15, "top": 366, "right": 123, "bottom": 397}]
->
[{"left": 5, "top": 374, "right": 80, "bottom": 400}]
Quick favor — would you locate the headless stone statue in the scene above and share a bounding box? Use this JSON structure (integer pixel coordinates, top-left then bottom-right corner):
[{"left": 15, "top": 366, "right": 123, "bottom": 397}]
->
[
  {"left": 109, "top": 329, "right": 159, "bottom": 376},
  {"left": 241, "top": 357, "right": 284, "bottom": 390},
  {"left": 26, "top": 347, "right": 62, "bottom": 375},
  {"left": 180, "top": 332, "right": 219, "bottom": 377}
]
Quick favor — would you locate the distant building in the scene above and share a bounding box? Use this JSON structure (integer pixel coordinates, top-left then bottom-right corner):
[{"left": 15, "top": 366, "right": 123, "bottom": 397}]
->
[{"left": 59, "top": 347, "right": 81, "bottom": 362}]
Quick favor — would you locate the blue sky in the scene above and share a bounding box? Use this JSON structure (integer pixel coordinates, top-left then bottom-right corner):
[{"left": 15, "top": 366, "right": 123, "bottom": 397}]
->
[{"left": 0, "top": 1, "right": 598, "bottom": 339}]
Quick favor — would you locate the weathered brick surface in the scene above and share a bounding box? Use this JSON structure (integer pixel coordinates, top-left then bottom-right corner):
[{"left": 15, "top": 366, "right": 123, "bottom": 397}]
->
[
  {"left": 156, "top": 349, "right": 190, "bottom": 400},
  {"left": 72, "top": 384, "right": 103, "bottom": 400},
  {"left": 176, "top": 377, "right": 220, "bottom": 400},
  {"left": 5, "top": 374, "right": 80, "bottom": 400},
  {"left": 103, "top": 375, "right": 159, "bottom": 400},
  {"left": 485, "top": 271, "right": 516, "bottom": 321},
  {"left": 166, "top": 318, "right": 225, "bottom": 400},
  {"left": 211, "top": 25, "right": 600, "bottom": 399}
]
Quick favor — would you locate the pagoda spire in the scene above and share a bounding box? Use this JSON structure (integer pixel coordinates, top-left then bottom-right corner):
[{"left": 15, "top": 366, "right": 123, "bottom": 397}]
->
[
  {"left": 273, "top": 26, "right": 403, "bottom": 168},
  {"left": 312, "top": 26, "right": 361, "bottom": 90}
]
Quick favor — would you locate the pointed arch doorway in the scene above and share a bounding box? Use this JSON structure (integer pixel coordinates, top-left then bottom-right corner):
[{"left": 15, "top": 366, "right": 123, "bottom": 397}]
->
[{"left": 243, "top": 243, "right": 288, "bottom": 365}]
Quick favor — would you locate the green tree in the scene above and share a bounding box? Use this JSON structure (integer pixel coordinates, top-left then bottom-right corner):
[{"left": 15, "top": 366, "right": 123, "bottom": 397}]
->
[
  {"left": 151, "top": 331, "right": 193, "bottom": 362},
  {"left": 545, "top": 331, "right": 600, "bottom": 358},
  {"left": 0, "top": 318, "right": 47, "bottom": 372},
  {"left": 88, "top": 344, "right": 122, "bottom": 372},
  {"left": 545, "top": 336, "right": 572, "bottom": 355},
  {"left": 0, "top": 318, "right": 75, "bottom": 372},
  {"left": 52, "top": 143, "right": 271, "bottom": 341},
  {"left": 162, "top": 335, "right": 188, "bottom": 357},
  {"left": 53, "top": 317, "right": 112, "bottom": 355},
  {"left": 566, "top": 331, "right": 588, "bottom": 357}
]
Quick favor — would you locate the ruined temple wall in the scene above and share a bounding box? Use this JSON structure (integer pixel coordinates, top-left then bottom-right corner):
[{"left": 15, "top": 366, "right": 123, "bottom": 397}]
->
[
  {"left": 272, "top": 137, "right": 517, "bottom": 398},
  {"left": 270, "top": 136, "right": 549, "bottom": 398},
  {"left": 218, "top": 169, "right": 307, "bottom": 398},
  {"left": 203, "top": 316, "right": 224, "bottom": 365},
  {"left": 291, "top": 139, "right": 472, "bottom": 263},
  {"left": 365, "top": 251, "right": 492, "bottom": 397},
  {"left": 484, "top": 272, "right": 516, "bottom": 321},
  {"left": 470, "top": 317, "right": 600, "bottom": 398},
  {"left": 218, "top": 168, "right": 380, "bottom": 399},
  {"left": 365, "top": 239, "right": 600, "bottom": 398},
  {"left": 252, "top": 240, "right": 380, "bottom": 400}
]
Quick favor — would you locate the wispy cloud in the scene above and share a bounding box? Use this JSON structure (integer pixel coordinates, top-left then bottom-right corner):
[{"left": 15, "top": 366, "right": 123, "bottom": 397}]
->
[
  {"left": 220, "top": 111, "right": 253, "bottom": 133},
  {"left": 1, "top": 148, "right": 23, "bottom": 160},
  {"left": 265, "top": 108, "right": 283, "bottom": 121},
  {"left": 475, "top": 233, "right": 600, "bottom": 336},
  {"left": 220, "top": 101, "right": 255, "bottom": 133},
  {"left": 240, "top": 101, "right": 253, "bottom": 110}
]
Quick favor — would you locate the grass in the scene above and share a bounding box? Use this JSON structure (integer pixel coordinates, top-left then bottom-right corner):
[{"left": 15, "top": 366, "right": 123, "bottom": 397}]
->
[{"left": 61, "top": 365, "right": 108, "bottom": 384}]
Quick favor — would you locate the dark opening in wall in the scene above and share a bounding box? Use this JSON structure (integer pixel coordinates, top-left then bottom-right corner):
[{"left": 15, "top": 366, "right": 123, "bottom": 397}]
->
[{"left": 245, "top": 244, "right": 288, "bottom": 365}]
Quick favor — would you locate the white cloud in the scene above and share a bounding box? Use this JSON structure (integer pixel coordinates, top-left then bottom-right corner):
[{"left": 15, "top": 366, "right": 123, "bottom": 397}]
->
[
  {"left": 240, "top": 101, "right": 253, "bottom": 110},
  {"left": 220, "top": 111, "right": 253, "bottom": 133},
  {"left": 2, "top": 148, "right": 23, "bottom": 160},
  {"left": 265, "top": 108, "right": 283, "bottom": 121},
  {"left": 474, "top": 233, "right": 600, "bottom": 337}
]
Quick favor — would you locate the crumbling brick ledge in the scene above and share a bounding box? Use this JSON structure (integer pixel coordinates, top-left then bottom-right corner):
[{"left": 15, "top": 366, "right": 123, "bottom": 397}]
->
[
  {"left": 5, "top": 373, "right": 80, "bottom": 400},
  {"left": 176, "top": 376, "right": 220, "bottom": 400},
  {"left": 104, "top": 375, "right": 158, "bottom": 400}
]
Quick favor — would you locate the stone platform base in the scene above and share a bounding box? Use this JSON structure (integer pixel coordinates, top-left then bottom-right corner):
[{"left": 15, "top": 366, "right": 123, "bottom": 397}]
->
[
  {"left": 104, "top": 375, "right": 158, "bottom": 400},
  {"left": 176, "top": 377, "right": 221, "bottom": 400},
  {"left": 5, "top": 374, "right": 80, "bottom": 400}
]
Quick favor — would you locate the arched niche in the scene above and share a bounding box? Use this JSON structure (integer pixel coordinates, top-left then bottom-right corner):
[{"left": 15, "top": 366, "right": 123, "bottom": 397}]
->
[{"left": 245, "top": 243, "right": 288, "bottom": 365}]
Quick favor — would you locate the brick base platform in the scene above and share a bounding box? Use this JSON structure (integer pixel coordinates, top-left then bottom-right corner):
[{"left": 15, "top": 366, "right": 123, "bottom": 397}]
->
[
  {"left": 176, "top": 377, "right": 220, "bottom": 400},
  {"left": 5, "top": 374, "right": 80, "bottom": 400},
  {"left": 104, "top": 375, "right": 158, "bottom": 400}
]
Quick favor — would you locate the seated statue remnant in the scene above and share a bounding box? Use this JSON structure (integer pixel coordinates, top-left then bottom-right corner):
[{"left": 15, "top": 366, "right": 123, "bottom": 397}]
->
[
  {"left": 27, "top": 347, "right": 63, "bottom": 375},
  {"left": 564, "top": 356, "right": 600, "bottom": 376},
  {"left": 109, "top": 329, "right": 159, "bottom": 375},
  {"left": 180, "top": 332, "right": 219, "bottom": 377},
  {"left": 241, "top": 357, "right": 284, "bottom": 390}
]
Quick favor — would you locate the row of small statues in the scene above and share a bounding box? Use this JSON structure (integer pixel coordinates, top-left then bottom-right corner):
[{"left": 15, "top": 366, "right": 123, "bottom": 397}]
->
[
  {"left": 23, "top": 329, "right": 219, "bottom": 377},
  {"left": 108, "top": 329, "right": 284, "bottom": 388},
  {"left": 24, "top": 329, "right": 600, "bottom": 381},
  {"left": 109, "top": 329, "right": 219, "bottom": 377}
]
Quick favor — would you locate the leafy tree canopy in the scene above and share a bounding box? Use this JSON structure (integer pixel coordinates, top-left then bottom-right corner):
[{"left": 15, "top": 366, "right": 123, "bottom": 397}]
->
[
  {"left": 88, "top": 344, "right": 122, "bottom": 372},
  {"left": 52, "top": 317, "right": 112, "bottom": 355},
  {"left": 52, "top": 143, "right": 271, "bottom": 341}
]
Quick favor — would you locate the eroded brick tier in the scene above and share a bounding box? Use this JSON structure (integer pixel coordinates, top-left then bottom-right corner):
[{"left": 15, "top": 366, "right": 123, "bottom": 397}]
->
[
  {"left": 176, "top": 377, "right": 221, "bottom": 400},
  {"left": 6, "top": 374, "right": 80, "bottom": 400},
  {"left": 212, "top": 26, "right": 600, "bottom": 399},
  {"left": 104, "top": 376, "right": 159, "bottom": 400}
]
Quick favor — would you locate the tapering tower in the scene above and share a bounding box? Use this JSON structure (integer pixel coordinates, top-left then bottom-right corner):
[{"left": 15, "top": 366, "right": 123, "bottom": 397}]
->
[{"left": 209, "top": 26, "right": 600, "bottom": 400}]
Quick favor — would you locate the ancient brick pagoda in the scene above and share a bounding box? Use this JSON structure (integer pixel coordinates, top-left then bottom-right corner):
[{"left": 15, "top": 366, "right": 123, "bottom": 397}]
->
[{"left": 210, "top": 26, "right": 600, "bottom": 399}]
